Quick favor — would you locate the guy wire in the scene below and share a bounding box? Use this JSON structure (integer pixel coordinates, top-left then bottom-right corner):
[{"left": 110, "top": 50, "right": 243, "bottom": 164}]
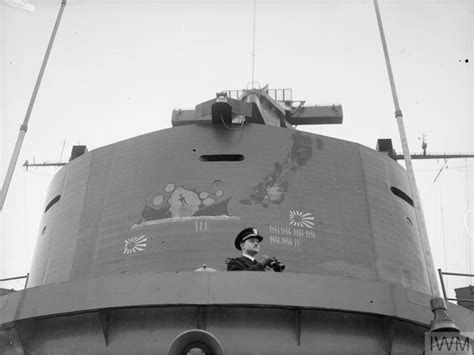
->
[
  {"left": 439, "top": 177, "right": 449, "bottom": 293},
  {"left": 251, "top": 0, "right": 257, "bottom": 85},
  {"left": 465, "top": 158, "right": 472, "bottom": 276}
]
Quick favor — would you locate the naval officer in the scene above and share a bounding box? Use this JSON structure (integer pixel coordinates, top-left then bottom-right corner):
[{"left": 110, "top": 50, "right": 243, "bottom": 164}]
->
[{"left": 226, "top": 227, "right": 274, "bottom": 271}]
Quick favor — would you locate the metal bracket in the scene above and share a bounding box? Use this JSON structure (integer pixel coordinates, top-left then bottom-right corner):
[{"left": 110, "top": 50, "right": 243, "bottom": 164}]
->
[
  {"left": 295, "top": 308, "right": 302, "bottom": 346},
  {"left": 14, "top": 318, "right": 35, "bottom": 354},
  {"left": 383, "top": 317, "right": 395, "bottom": 354},
  {"left": 99, "top": 309, "right": 112, "bottom": 346},
  {"left": 197, "top": 306, "right": 206, "bottom": 330}
]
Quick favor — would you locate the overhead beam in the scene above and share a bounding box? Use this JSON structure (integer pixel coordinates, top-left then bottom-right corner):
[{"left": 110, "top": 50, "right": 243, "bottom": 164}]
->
[
  {"left": 287, "top": 105, "right": 343, "bottom": 125},
  {"left": 394, "top": 154, "right": 474, "bottom": 161}
]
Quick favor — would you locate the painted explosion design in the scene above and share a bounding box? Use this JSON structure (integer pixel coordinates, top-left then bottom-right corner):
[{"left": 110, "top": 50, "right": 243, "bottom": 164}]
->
[{"left": 139, "top": 180, "right": 232, "bottom": 223}]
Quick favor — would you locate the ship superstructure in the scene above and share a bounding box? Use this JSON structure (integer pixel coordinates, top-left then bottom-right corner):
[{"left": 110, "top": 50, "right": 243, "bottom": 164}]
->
[
  {"left": 1, "top": 0, "right": 474, "bottom": 353},
  {"left": 1, "top": 87, "right": 473, "bottom": 354}
]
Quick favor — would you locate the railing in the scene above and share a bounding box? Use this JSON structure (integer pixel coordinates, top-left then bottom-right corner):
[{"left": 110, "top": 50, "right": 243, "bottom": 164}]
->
[
  {"left": 267, "top": 88, "right": 293, "bottom": 102},
  {"left": 437, "top": 268, "right": 474, "bottom": 303},
  {"left": 222, "top": 88, "right": 293, "bottom": 102},
  {"left": 0, "top": 273, "right": 29, "bottom": 290}
]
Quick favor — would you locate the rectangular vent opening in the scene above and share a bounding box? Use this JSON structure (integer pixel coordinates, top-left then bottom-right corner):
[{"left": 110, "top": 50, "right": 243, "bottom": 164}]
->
[{"left": 199, "top": 154, "right": 244, "bottom": 162}]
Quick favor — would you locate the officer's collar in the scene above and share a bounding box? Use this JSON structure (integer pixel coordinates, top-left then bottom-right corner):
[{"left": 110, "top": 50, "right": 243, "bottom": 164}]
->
[{"left": 241, "top": 253, "right": 256, "bottom": 262}]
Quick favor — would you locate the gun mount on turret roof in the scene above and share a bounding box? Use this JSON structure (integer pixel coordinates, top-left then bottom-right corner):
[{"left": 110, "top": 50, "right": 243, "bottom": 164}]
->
[{"left": 172, "top": 86, "right": 343, "bottom": 128}]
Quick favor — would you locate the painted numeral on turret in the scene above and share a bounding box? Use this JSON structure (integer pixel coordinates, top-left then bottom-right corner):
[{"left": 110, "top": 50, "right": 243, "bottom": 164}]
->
[{"left": 195, "top": 221, "right": 207, "bottom": 232}]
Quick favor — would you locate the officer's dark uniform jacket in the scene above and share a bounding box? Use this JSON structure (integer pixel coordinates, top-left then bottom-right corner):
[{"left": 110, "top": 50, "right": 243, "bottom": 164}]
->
[{"left": 226, "top": 255, "right": 266, "bottom": 271}]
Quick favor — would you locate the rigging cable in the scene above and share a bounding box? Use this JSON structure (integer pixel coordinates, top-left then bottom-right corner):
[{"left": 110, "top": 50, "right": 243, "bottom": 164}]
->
[
  {"left": 433, "top": 159, "right": 448, "bottom": 183},
  {"left": 464, "top": 158, "right": 473, "bottom": 278},
  {"left": 433, "top": 172, "right": 438, "bottom": 270},
  {"left": 439, "top": 177, "right": 449, "bottom": 294},
  {"left": 25, "top": 170, "right": 55, "bottom": 177},
  {"left": 59, "top": 138, "right": 66, "bottom": 162},
  {"left": 251, "top": 0, "right": 257, "bottom": 86},
  {"left": 23, "top": 166, "right": 28, "bottom": 272}
]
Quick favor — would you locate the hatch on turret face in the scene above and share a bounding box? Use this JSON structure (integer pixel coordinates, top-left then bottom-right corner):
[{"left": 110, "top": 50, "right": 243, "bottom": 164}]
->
[{"left": 171, "top": 86, "right": 343, "bottom": 128}]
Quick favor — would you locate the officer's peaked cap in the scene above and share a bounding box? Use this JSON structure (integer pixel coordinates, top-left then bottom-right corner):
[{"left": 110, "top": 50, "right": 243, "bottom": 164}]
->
[{"left": 235, "top": 227, "right": 263, "bottom": 250}]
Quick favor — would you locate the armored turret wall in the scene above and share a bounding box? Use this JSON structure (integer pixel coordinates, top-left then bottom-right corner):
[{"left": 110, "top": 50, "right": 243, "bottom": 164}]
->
[{"left": 29, "top": 124, "right": 430, "bottom": 294}]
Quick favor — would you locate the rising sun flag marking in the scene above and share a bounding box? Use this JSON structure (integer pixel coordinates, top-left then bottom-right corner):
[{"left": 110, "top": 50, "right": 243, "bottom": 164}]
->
[
  {"left": 289, "top": 210, "right": 315, "bottom": 229},
  {"left": 123, "top": 235, "right": 147, "bottom": 254}
]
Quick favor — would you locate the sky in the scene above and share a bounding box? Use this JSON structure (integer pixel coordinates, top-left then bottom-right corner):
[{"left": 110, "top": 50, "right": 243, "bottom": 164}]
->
[{"left": 0, "top": 0, "right": 473, "bottom": 298}]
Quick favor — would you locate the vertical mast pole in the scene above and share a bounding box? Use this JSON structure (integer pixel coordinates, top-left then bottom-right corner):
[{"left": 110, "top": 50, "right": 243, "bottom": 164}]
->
[
  {"left": 373, "top": 0, "right": 440, "bottom": 297},
  {"left": 0, "top": 0, "right": 67, "bottom": 212},
  {"left": 251, "top": 0, "right": 256, "bottom": 87}
]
